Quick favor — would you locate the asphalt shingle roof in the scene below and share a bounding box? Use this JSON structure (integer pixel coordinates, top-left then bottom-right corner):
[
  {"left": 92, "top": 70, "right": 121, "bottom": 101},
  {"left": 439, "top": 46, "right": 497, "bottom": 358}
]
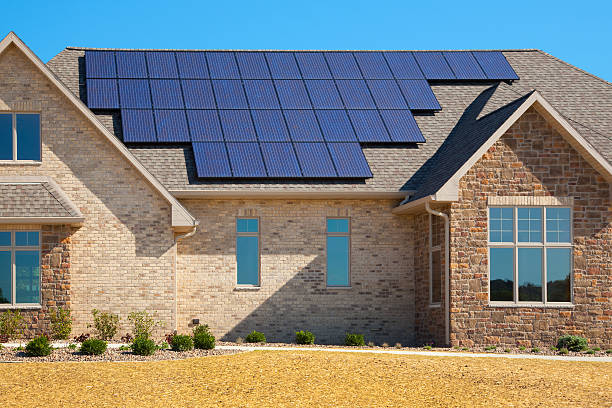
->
[{"left": 0, "top": 178, "right": 83, "bottom": 218}]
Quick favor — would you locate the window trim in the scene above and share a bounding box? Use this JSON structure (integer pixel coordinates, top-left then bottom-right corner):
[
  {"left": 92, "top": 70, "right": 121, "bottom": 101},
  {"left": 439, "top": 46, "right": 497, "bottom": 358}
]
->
[
  {"left": 235, "top": 217, "right": 260, "bottom": 287},
  {"left": 0, "top": 112, "right": 42, "bottom": 164},
  {"left": 325, "top": 217, "right": 351, "bottom": 288},
  {"left": 429, "top": 214, "right": 442, "bottom": 307},
  {"left": 487, "top": 206, "right": 573, "bottom": 306},
  {"left": 0, "top": 230, "right": 42, "bottom": 308}
]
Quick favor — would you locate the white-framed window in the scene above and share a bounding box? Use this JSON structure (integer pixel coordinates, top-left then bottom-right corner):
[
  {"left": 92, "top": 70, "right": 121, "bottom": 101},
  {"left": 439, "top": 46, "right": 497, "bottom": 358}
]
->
[
  {"left": 236, "top": 218, "right": 259, "bottom": 286},
  {"left": 488, "top": 206, "right": 572, "bottom": 304},
  {"left": 0, "top": 231, "right": 41, "bottom": 306},
  {"left": 0, "top": 113, "right": 41, "bottom": 162},
  {"left": 326, "top": 218, "right": 350, "bottom": 287},
  {"left": 429, "top": 214, "right": 442, "bottom": 305}
]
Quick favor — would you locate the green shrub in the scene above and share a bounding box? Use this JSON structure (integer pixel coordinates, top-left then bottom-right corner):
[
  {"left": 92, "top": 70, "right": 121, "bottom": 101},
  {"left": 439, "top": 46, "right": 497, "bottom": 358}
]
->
[
  {"left": 592, "top": 347, "right": 601, "bottom": 352},
  {"left": 67, "top": 343, "right": 77, "bottom": 350},
  {"left": 0, "top": 310, "right": 25, "bottom": 341},
  {"left": 89, "top": 309, "right": 119, "bottom": 341},
  {"left": 131, "top": 336, "right": 158, "bottom": 356},
  {"left": 531, "top": 347, "right": 540, "bottom": 353},
  {"left": 118, "top": 345, "right": 130, "bottom": 351},
  {"left": 394, "top": 343, "right": 402, "bottom": 349},
  {"left": 344, "top": 333, "right": 365, "bottom": 346},
  {"left": 245, "top": 331, "right": 266, "bottom": 343},
  {"left": 504, "top": 348, "right": 511, "bottom": 353},
  {"left": 295, "top": 330, "right": 315, "bottom": 345},
  {"left": 558, "top": 347, "right": 569, "bottom": 355},
  {"left": 606, "top": 349, "right": 612, "bottom": 354},
  {"left": 193, "top": 324, "right": 211, "bottom": 337},
  {"left": 80, "top": 338, "right": 107, "bottom": 355},
  {"left": 585, "top": 349, "right": 595, "bottom": 355},
  {"left": 550, "top": 346, "right": 558, "bottom": 351},
  {"left": 556, "top": 335, "right": 588, "bottom": 352},
  {"left": 49, "top": 307, "right": 72, "bottom": 340},
  {"left": 484, "top": 345, "right": 496, "bottom": 351},
  {"left": 461, "top": 347, "right": 469, "bottom": 351},
  {"left": 519, "top": 346, "right": 526, "bottom": 351},
  {"left": 423, "top": 345, "right": 432, "bottom": 350},
  {"left": 382, "top": 342, "right": 389, "bottom": 348},
  {"left": 194, "top": 332, "right": 216, "bottom": 350},
  {"left": 171, "top": 334, "right": 193, "bottom": 352},
  {"left": 25, "top": 335, "right": 52, "bottom": 357},
  {"left": 159, "top": 341, "right": 169, "bottom": 350},
  {"left": 128, "top": 311, "right": 160, "bottom": 340}
]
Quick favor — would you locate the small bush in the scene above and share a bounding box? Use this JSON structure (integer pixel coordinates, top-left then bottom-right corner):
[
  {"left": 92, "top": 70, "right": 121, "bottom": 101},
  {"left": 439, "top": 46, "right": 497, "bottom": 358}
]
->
[
  {"left": 193, "top": 324, "right": 211, "bottom": 337},
  {"left": 423, "top": 345, "right": 432, "bottom": 350},
  {"left": 131, "top": 336, "right": 158, "bottom": 356},
  {"left": 382, "top": 342, "right": 389, "bottom": 348},
  {"left": 171, "top": 334, "right": 193, "bottom": 351},
  {"left": 550, "top": 346, "right": 558, "bottom": 351},
  {"left": 394, "top": 343, "right": 402, "bottom": 349},
  {"left": 504, "top": 348, "right": 511, "bottom": 353},
  {"left": 0, "top": 310, "right": 25, "bottom": 341},
  {"left": 519, "top": 346, "right": 526, "bottom": 351},
  {"left": 25, "top": 335, "right": 52, "bottom": 357},
  {"left": 165, "top": 332, "right": 177, "bottom": 344},
  {"left": 73, "top": 333, "right": 90, "bottom": 343},
  {"left": 118, "top": 345, "right": 130, "bottom": 351},
  {"left": 367, "top": 341, "right": 376, "bottom": 347},
  {"left": 606, "top": 349, "right": 612, "bottom": 354},
  {"left": 558, "top": 347, "right": 569, "bottom": 355},
  {"left": 89, "top": 309, "right": 119, "bottom": 341},
  {"left": 80, "top": 338, "right": 107, "bottom": 355},
  {"left": 484, "top": 346, "right": 496, "bottom": 351},
  {"left": 295, "top": 330, "right": 315, "bottom": 345},
  {"left": 585, "top": 349, "right": 595, "bottom": 355},
  {"left": 556, "top": 335, "right": 588, "bottom": 352},
  {"left": 192, "top": 325, "right": 215, "bottom": 350},
  {"left": 461, "top": 347, "right": 469, "bottom": 351},
  {"left": 159, "top": 341, "right": 169, "bottom": 350},
  {"left": 245, "top": 331, "right": 266, "bottom": 343},
  {"left": 49, "top": 307, "right": 72, "bottom": 340},
  {"left": 68, "top": 343, "right": 77, "bottom": 350},
  {"left": 531, "top": 347, "right": 540, "bottom": 353},
  {"left": 345, "top": 333, "right": 365, "bottom": 347},
  {"left": 592, "top": 347, "right": 601, "bottom": 352},
  {"left": 128, "top": 311, "right": 160, "bottom": 340},
  {"left": 235, "top": 337, "right": 244, "bottom": 344}
]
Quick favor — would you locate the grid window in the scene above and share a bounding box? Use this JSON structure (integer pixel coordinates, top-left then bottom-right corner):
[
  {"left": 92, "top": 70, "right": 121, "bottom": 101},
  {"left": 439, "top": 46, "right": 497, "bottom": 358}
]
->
[
  {"left": 236, "top": 218, "right": 259, "bottom": 286},
  {"left": 0, "top": 231, "right": 41, "bottom": 305},
  {"left": 489, "top": 207, "right": 513, "bottom": 242},
  {"left": 0, "top": 113, "right": 41, "bottom": 161},
  {"left": 326, "top": 218, "right": 350, "bottom": 287},
  {"left": 518, "top": 208, "right": 542, "bottom": 243},
  {"left": 546, "top": 208, "right": 571, "bottom": 243}
]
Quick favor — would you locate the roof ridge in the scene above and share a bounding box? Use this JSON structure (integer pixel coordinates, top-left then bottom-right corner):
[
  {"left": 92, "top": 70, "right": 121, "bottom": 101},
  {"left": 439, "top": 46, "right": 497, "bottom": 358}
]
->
[
  {"left": 65, "top": 46, "right": 542, "bottom": 52},
  {"left": 535, "top": 50, "right": 611, "bottom": 86}
]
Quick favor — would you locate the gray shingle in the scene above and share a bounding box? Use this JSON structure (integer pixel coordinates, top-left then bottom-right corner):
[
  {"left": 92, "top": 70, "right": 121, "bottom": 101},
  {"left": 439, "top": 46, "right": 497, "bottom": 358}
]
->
[{"left": 0, "top": 179, "right": 82, "bottom": 218}]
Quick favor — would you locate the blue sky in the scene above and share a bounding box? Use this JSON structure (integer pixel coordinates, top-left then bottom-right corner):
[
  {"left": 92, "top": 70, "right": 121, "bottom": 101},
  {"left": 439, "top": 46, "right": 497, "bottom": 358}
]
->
[{"left": 2, "top": 0, "right": 611, "bottom": 81}]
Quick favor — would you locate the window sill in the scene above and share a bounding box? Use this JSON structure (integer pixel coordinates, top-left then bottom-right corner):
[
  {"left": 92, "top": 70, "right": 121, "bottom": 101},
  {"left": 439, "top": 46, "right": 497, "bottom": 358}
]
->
[
  {"left": 326, "top": 286, "right": 352, "bottom": 290},
  {"left": 0, "top": 304, "right": 42, "bottom": 310},
  {"left": 429, "top": 303, "right": 442, "bottom": 308},
  {"left": 0, "top": 161, "right": 42, "bottom": 166},
  {"left": 487, "top": 303, "right": 574, "bottom": 309},
  {"left": 234, "top": 286, "right": 261, "bottom": 291}
]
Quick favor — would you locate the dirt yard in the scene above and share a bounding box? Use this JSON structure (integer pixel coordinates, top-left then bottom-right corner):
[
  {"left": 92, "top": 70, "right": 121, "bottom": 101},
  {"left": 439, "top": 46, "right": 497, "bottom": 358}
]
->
[{"left": 0, "top": 350, "right": 610, "bottom": 407}]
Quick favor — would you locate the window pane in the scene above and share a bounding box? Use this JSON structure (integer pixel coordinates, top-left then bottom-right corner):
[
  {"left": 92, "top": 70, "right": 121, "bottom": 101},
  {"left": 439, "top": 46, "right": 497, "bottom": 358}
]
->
[
  {"left": 547, "top": 248, "right": 571, "bottom": 302},
  {"left": 0, "top": 114, "right": 12, "bottom": 160},
  {"left": 518, "top": 248, "right": 542, "bottom": 301},
  {"left": 15, "top": 250, "right": 39, "bottom": 304},
  {"left": 16, "top": 114, "right": 41, "bottom": 161},
  {"left": 0, "top": 251, "right": 11, "bottom": 304},
  {"left": 518, "top": 207, "right": 542, "bottom": 243},
  {"left": 489, "top": 208, "right": 513, "bottom": 242},
  {"left": 431, "top": 249, "right": 441, "bottom": 303},
  {"left": 327, "top": 236, "right": 349, "bottom": 286},
  {"left": 236, "top": 236, "right": 259, "bottom": 285},
  {"left": 546, "top": 208, "right": 571, "bottom": 243},
  {"left": 237, "top": 218, "right": 258, "bottom": 233},
  {"left": 490, "top": 247, "right": 513, "bottom": 301},
  {"left": 327, "top": 218, "right": 349, "bottom": 233},
  {"left": 0, "top": 231, "right": 10, "bottom": 246},
  {"left": 15, "top": 231, "right": 39, "bottom": 247}
]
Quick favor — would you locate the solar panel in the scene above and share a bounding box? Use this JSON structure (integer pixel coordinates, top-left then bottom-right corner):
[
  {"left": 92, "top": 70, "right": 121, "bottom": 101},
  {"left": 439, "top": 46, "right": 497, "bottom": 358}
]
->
[
  {"left": 121, "top": 109, "right": 156, "bottom": 142},
  {"left": 192, "top": 142, "right": 232, "bottom": 177},
  {"left": 353, "top": 52, "right": 393, "bottom": 79},
  {"left": 347, "top": 110, "right": 390, "bottom": 142},
  {"left": 212, "top": 80, "right": 248, "bottom": 109},
  {"left": 324, "top": 52, "right": 361, "bottom": 79},
  {"left": 243, "top": 80, "right": 280, "bottom": 109},
  {"left": 181, "top": 80, "right": 215, "bottom": 109},
  {"left": 383, "top": 52, "right": 424, "bottom": 79},
  {"left": 274, "top": 80, "right": 311, "bottom": 109},
  {"left": 316, "top": 110, "right": 358, "bottom": 142},
  {"left": 206, "top": 52, "right": 240, "bottom": 79},
  {"left": 327, "top": 142, "right": 372, "bottom": 177},
  {"left": 397, "top": 80, "right": 441, "bottom": 110},
  {"left": 443, "top": 51, "right": 486, "bottom": 80},
  {"left": 367, "top": 80, "right": 409, "bottom": 109},
  {"left": 294, "top": 52, "right": 332, "bottom": 79},
  {"left": 472, "top": 51, "right": 519, "bottom": 80},
  {"left": 379, "top": 110, "right": 425, "bottom": 142},
  {"left": 150, "top": 80, "right": 184, "bottom": 109},
  {"left": 336, "top": 80, "right": 376, "bottom": 109},
  {"left": 218, "top": 110, "right": 257, "bottom": 141},
  {"left": 260, "top": 142, "right": 302, "bottom": 177},
  {"left": 86, "top": 79, "right": 119, "bottom": 109},
  {"left": 226, "top": 142, "right": 267, "bottom": 177},
  {"left": 146, "top": 52, "right": 178, "bottom": 78},
  {"left": 413, "top": 52, "right": 455, "bottom": 80},
  {"left": 176, "top": 52, "right": 209, "bottom": 79},
  {"left": 154, "top": 110, "right": 190, "bottom": 142},
  {"left": 118, "top": 79, "right": 152, "bottom": 108},
  {"left": 85, "top": 51, "right": 116, "bottom": 78},
  {"left": 293, "top": 143, "right": 337, "bottom": 177},
  {"left": 251, "top": 110, "right": 290, "bottom": 141},
  {"left": 283, "top": 110, "right": 323, "bottom": 142},
  {"left": 116, "top": 51, "right": 148, "bottom": 78},
  {"left": 304, "top": 80, "right": 344, "bottom": 109},
  {"left": 235, "top": 52, "right": 271, "bottom": 79},
  {"left": 265, "top": 53, "right": 301, "bottom": 79},
  {"left": 187, "top": 110, "right": 223, "bottom": 141}
]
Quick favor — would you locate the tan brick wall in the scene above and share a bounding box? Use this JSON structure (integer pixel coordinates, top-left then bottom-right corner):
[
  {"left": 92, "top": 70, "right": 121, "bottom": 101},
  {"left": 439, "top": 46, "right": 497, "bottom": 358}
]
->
[
  {"left": 450, "top": 107, "right": 612, "bottom": 348},
  {"left": 0, "top": 44, "right": 176, "bottom": 339},
  {"left": 176, "top": 199, "right": 414, "bottom": 344}
]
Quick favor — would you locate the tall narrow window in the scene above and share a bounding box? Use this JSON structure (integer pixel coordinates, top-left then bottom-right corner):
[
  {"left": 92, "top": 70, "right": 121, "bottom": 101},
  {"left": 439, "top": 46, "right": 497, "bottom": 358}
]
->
[
  {"left": 0, "top": 113, "right": 41, "bottom": 161},
  {"left": 429, "top": 214, "right": 442, "bottom": 305},
  {"left": 236, "top": 218, "right": 259, "bottom": 286},
  {"left": 326, "top": 218, "right": 350, "bottom": 287},
  {"left": 0, "top": 231, "right": 41, "bottom": 305}
]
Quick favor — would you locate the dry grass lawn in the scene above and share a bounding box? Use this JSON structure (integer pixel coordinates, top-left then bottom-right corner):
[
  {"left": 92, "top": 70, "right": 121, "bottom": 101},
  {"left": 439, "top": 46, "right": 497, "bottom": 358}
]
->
[{"left": 0, "top": 350, "right": 610, "bottom": 407}]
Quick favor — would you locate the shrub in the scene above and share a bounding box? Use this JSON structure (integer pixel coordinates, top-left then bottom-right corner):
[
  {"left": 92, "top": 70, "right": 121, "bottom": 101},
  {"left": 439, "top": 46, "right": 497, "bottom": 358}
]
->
[
  {"left": 592, "top": 347, "right": 601, "bottom": 352},
  {"left": 484, "top": 346, "right": 496, "bottom": 351},
  {"left": 245, "top": 331, "right": 266, "bottom": 343},
  {"left": 395, "top": 343, "right": 402, "bottom": 349},
  {"left": 73, "top": 333, "right": 90, "bottom": 343},
  {"left": 165, "top": 332, "right": 177, "bottom": 344},
  {"left": 194, "top": 332, "right": 216, "bottom": 350},
  {"left": 0, "top": 310, "right": 25, "bottom": 341},
  {"left": 128, "top": 311, "right": 160, "bottom": 340},
  {"left": 295, "top": 330, "right": 315, "bottom": 345},
  {"left": 131, "top": 335, "right": 158, "bottom": 356},
  {"left": 423, "top": 345, "right": 432, "bottom": 350},
  {"left": 25, "top": 335, "right": 52, "bottom": 357},
  {"left": 519, "top": 346, "right": 526, "bottom": 351},
  {"left": 556, "top": 335, "right": 588, "bottom": 352},
  {"left": 193, "top": 324, "right": 211, "bottom": 337},
  {"left": 171, "top": 334, "right": 193, "bottom": 352},
  {"left": 89, "top": 309, "right": 119, "bottom": 341},
  {"left": 382, "top": 342, "right": 390, "bottom": 348},
  {"left": 159, "top": 341, "right": 169, "bottom": 350},
  {"left": 367, "top": 341, "right": 376, "bottom": 347},
  {"left": 121, "top": 333, "right": 133, "bottom": 343},
  {"left": 504, "top": 348, "right": 511, "bottom": 353},
  {"left": 558, "top": 347, "right": 569, "bottom": 355},
  {"left": 345, "top": 333, "right": 365, "bottom": 347},
  {"left": 235, "top": 337, "right": 244, "bottom": 344},
  {"left": 80, "top": 338, "right": 107, "bottom": 355},
  {"left": 550, "top": 346, "right": 558, "bottom": 351},
  {"left": 585, "top": 349, "right": 595, "bottom": 355},
  {"left": 118, "top": 345, "right": 130, "bottom": 351},
  {"left": 68, "top": 343, "right": 77, "bottom": 350},
  {"left": 49, "top": 307, "right": 72, "bottom": 340},
  {"left": 606, "top": 349, "right": 612, "bottom": 354},
  {"left": 461, "top": 347, "right": 469, "bottom": 351},
  {"left": 531, "top": 347, "right": 540, "bottom": 353}
]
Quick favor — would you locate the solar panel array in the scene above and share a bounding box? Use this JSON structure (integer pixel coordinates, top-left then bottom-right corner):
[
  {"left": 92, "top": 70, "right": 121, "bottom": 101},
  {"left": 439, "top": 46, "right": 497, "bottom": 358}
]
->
[{"left": 85, "top": 50, "right": 518, "bottom": 178}]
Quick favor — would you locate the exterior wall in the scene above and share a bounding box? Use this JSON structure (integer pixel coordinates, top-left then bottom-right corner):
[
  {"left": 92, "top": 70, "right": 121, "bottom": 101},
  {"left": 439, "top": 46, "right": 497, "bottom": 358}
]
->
[
  {"left": 450, "top": 107, "right": 612, "bottom": 348},
  {"left": 177, "top": 199, "right": 414, "bottom": 344},
  {"left": 0, "top": 44, "right": 176, "bottom": 338}
]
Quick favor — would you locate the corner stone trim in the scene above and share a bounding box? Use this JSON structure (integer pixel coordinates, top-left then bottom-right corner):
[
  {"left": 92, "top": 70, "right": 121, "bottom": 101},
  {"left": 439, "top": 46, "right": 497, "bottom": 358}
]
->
[{"left": 487, "top": 196, "right": 574, "bottom": 206}]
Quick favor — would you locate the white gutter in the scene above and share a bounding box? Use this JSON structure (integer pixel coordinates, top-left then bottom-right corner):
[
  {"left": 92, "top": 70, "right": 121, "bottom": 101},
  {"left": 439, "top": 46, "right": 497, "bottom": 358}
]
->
[
  {"left": 171, "top": 190, "right": 412, "bottom": 200},
  {"left": 172, "top": 222, "right": 199, "bottom": 331},
  {"left": 425, "top": 201, "right": 450, "bottom": 345}
]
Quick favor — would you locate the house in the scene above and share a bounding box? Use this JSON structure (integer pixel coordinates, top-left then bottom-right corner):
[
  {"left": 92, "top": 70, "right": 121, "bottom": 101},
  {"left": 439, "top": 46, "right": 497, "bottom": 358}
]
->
[{"left": 0, "top": 32, "right": 610, "bottom": 347}]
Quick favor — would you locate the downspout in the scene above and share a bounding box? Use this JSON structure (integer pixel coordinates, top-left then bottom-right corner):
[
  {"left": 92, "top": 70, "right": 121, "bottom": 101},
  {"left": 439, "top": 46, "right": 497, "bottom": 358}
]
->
[
  {"left": 425, "top": 201, "right": 450, "bottom": 345},
  {"left": 173, "top": 222, "right": 199, "bottom": 332}
]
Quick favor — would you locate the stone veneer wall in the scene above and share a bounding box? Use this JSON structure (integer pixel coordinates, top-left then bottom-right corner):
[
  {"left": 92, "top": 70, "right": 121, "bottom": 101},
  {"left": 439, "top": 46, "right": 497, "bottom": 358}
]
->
[
  {"left": 450, "top": 107, "right": 611, "bottom": 348},
  {"left": 176, "top": 199, "right": 414, "bottom": 344}
]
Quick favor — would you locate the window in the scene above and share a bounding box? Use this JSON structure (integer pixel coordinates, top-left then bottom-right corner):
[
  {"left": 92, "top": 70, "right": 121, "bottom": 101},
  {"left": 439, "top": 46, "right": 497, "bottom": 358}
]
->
[
  {"left": 0, "top": 113, "right": 41, "bottom": 161},
  {"left": 429, "top": 214, "right": 442, "bottom": 305},
  {"left": 0, "top": 231, "right": 41, "bottom": 305},
  {"left": 488, "top": 207, "right": 572, "bottom": 304},
  {"left": 326, "top": 218, "right": 350, "bottom": 287},
  {"left": 236, "top": 218, "right": 259, "bottom": 286}
]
